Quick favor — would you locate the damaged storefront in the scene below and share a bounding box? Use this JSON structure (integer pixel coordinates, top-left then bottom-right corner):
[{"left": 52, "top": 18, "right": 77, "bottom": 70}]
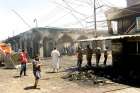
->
[{"left": 105, "top": 4, "right": 140, "bottom": 79}]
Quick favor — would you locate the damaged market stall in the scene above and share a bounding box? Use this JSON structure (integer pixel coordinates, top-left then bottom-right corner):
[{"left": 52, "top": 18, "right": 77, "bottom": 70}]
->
[
  {"left": 78, "top": 34, "right": 140, "bottom": 72},
  {"left": 104, "top": 3, "right": 140, "bottom": 79}
]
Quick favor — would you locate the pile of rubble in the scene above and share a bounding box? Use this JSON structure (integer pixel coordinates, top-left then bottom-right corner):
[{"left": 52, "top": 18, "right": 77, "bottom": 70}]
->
[{"left": 63, "top": 69, "right": 109, "bottom": 85}]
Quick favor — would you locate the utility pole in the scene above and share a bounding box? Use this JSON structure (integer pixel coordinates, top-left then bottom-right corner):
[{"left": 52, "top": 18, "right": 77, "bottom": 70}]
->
[
  {"left": 93, "top": 0, "right": 103, "bottom": 37},
  {"left": 94, "top": 0, "right": 97, "bottom": 37}
]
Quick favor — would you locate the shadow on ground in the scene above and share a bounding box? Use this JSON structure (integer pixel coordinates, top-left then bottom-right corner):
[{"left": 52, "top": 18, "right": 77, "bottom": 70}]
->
[
  {"left": 24, "top": 86, "right": 40, "bottom": 90},
  {"left": 46, "top": 71, "right": 56, "bottom": 73},
  {"left": 97, "top": 65, "right": 140, "bottom": 88},
  {"left": 0, "top": 63, "right": 5, "bottom": 67},
  {"left": 13, "top": 75, "right": 20, "bottom": 78}
]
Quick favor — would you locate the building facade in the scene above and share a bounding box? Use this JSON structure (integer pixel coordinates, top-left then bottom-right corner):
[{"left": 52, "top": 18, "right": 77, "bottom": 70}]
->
[{"left": 5, "top": 27, "right": 106, "bottom": 58}]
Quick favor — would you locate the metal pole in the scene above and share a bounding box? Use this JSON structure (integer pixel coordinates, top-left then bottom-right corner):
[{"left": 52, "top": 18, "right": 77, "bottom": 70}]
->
[
  {"left": 94, "top": 0, "right": 97, "bottom": 37},
  {"left": 93, "top": 0, "right": 97, "bottom": 49},
  {"left": 136, "top": 41, "right": 138, "bottom": 54}
]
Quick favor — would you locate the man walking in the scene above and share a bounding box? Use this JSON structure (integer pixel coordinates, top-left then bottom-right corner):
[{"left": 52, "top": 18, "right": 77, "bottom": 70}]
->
[
  {"left": 32, "top": 55, "right": 41, "bottom": 88},
  {"left": 19, "top": 49, "right": 28, "bottom": 77},
  {"left": 51, "top": 48, "right": 60, "bottom": 72}
]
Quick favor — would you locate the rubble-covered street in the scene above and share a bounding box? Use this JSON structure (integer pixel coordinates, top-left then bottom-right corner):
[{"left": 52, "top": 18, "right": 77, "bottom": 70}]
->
[
  {"left": 1, "top": 0, "right": 140, "bottom": 93},
  {"left": 0, "top": 55, "right": 140, "bottom": 93}
]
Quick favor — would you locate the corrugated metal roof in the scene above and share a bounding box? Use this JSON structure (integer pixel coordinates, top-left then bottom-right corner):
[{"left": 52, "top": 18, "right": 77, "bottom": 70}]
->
[
  {"left": 77, "top": 34, "right": 140, "bottom": 42},
  {"left": 105, "top": 4, "right": 140, "bottom": 20}
]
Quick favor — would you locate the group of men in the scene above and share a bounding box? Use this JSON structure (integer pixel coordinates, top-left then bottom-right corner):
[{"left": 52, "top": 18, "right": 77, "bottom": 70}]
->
[
  {"left": 76, "top": 45, "right": 108, "bottom": 70},
  {"left": 18, "top": 46, "right": 107, "bottom": 88}
]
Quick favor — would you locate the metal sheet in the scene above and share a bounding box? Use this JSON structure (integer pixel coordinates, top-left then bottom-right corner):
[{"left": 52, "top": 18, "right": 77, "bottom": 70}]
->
[{"left": 77, "top": 34, "right": 140, "bottom": 42}]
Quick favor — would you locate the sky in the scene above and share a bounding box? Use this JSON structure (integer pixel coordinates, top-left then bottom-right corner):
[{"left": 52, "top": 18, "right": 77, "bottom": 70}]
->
[{"left": 0, "top": 0, "right": 126, "bottom": 41}]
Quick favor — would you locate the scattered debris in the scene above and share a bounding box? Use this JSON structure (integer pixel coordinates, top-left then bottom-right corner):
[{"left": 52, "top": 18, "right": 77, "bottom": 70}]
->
[{"left": 62, "top": 68, "right": 110, "bottom": 86}]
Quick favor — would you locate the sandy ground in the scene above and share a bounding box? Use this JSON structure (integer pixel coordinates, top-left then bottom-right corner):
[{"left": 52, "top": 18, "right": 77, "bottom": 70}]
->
[{"left": 0, "top": 55, "right": 140, "bottom": 93}]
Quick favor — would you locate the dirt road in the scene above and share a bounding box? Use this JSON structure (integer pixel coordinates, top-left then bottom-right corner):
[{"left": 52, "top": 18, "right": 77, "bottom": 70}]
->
[{"left": 0, "top": 55, "right": 139, "bottom": 93}]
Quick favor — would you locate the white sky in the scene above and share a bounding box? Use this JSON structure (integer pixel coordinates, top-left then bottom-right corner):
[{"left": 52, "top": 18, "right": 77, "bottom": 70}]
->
[{"left": 0, "top": 0, "right": 126, "bottom": 41}]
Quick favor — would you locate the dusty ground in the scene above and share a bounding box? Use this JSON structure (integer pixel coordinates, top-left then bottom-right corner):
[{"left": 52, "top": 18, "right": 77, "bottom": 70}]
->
[{"left": 0, "top": 55, "right": 140, "bottom": 93}]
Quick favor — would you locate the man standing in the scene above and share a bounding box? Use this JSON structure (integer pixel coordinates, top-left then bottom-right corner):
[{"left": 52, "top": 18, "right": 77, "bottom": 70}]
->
[
  {"left": 51, "top": 48, "right": 60, "bottom": 72},
  {"left": 76, "top": 47, "right": 83, "bottom": 71},
  {"left": 95, "top": 47, "right": 101, "bottom": 66},
  {"left": 86, "top": 45, "right": 93, "bottom": 67},
  {"left": 104, "top": 47, "right": 108, "bottom": 66},
  {"left": 19, "top": 49, "right": 28, "bottom": 77}
]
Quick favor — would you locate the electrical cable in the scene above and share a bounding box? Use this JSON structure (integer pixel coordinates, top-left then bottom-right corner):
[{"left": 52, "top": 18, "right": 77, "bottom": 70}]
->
[
  {"left": 62, "top": 0, "right": 85, "bottom": 27},
  {"left": 100, "top": 0, "right": 140, "bottom": 14},
  {"left": 11, "top": 9, "right": 31, "bottom": 28}
]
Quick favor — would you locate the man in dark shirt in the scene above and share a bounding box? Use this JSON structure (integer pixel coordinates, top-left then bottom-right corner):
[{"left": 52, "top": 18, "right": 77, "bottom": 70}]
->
[
  {"left": 104, "top": 47, "right": 108, "bottom": 66},
  {"left": 96, "top": 47, "right": 101, "bottom": 66},
  {"left": 86, "top": 45, "right": 93, "bottom": 67},
  {"left": 76, "top": 47, "right": 83, "bottom": 70}
]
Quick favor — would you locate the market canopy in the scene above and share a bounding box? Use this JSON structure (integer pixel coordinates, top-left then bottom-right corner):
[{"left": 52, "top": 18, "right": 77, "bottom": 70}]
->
[{"left": 77, "top": 34, "right": 140, "bottom": 42}]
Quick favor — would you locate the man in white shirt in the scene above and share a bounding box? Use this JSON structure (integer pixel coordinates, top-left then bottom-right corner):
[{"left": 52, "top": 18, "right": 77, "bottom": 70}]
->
[{"left": 51, "top": 48, "right": 60, "bottom": 72}]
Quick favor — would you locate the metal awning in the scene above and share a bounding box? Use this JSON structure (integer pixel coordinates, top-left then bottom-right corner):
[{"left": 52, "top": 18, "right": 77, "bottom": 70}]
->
[
  {"left": 105, "top": 4, "right": 140, "bottom": 20},
  {"left": 77, "top": 34, "right": 140, "bottom": 42}
]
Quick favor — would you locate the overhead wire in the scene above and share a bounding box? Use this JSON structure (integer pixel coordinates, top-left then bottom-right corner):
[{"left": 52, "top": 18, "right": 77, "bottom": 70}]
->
[
  {"left": 62, "top": 0, "right": 89, "bottom": 7},
  {"left": 40, "top": 0, "right": 87, "bottom": 27},
  {"left": 11, "top": 9, "right": 31, "bottom": 28},
  {"left": 51, "top": 2, "right": 88, "bottom": 27},
  {"left": 53, "top": 1, "right": 88, "bottom": 17},
  {"left": 39, "top": 6, "right": 63, "bottom": 24},
  {"left": 61, "top": 0, "right": 85, "bottom": 27},
  {"left": 50, "top": 0, "right": 137, "bottom": 29},
  {"left": 85, "top": 0, "right": 106, "bottom": 29},
  {"left": 45, "top": 0, "right": 100, "bottom": 28},
  {"left": 62, "top": 15, "right": 94, "bottom": 27},
  {"left": 46, "top": 12, "right": 72, "bottom": 26},
  {"left": 96, "top": 0, "right": 107, "bottom": 22},
  {"left": 49, "top": 1, "right": 87, "bottom": 27},
  {"left": 100, "top": 0, "right": 140, "bottom": 14},
  {"left": 45, "top": 3, "right": 94, "bottom": 28},
  {"left": 69, "top": 0, "right": 97, "bottom": 29},
  {"left": 60, "top": 0, "right": 109, "bottom": 28},
  {"left": 46, "top": 0, "right": 111, "bottom": 28},
  {"left": 101, "top": 0, "right": 119, "bottom": 7},
  {"left": 97, "top": 0, "right": 140, "bottom": 31},
  {"left": 84, "top": 0, "right": 96, "bottom": 29},
  {"left": 75, "top": 0, "right": 91, "bottom": 6}
]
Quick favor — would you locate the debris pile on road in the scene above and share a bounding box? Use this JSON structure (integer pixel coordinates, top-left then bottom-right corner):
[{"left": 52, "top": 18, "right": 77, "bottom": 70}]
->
[{"left": 62, "top": 69, "right": 109, "bottom": 85}]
